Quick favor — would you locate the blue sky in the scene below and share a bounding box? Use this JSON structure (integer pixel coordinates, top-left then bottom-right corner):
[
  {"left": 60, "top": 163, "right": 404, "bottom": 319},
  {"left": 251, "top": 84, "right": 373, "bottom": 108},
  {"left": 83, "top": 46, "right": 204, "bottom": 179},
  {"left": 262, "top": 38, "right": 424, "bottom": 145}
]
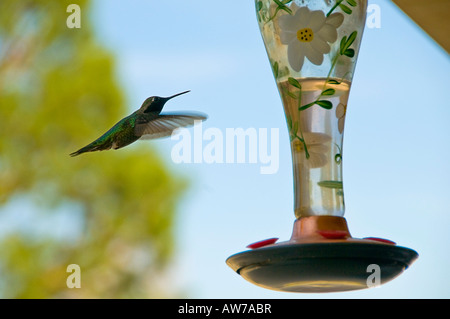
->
[{"left": 90, "top": 0, "right": 450, "bottom": 298}]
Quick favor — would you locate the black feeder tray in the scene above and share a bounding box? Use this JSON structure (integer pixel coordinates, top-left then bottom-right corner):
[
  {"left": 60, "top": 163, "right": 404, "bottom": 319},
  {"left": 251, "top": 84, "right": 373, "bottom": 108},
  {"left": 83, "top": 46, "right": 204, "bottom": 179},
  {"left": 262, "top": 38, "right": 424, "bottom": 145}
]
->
[{"left": 226, "top": 216, "right": 418, "bottom": 293}]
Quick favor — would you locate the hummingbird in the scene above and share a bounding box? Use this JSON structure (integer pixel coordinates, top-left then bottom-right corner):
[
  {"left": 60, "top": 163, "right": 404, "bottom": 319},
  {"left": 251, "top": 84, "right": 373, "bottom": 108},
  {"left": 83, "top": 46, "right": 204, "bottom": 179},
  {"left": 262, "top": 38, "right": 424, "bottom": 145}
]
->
[{"left": 70, "top": 90, "right": 206, "bottom": 157}]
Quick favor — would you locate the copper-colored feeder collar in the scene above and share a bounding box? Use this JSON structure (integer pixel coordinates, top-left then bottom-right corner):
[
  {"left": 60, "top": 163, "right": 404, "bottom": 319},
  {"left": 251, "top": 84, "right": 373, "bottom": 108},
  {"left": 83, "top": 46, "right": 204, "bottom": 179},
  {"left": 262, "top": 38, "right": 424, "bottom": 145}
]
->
[{"left": 247, "top": 216, "right": 396, "bottom": 249}]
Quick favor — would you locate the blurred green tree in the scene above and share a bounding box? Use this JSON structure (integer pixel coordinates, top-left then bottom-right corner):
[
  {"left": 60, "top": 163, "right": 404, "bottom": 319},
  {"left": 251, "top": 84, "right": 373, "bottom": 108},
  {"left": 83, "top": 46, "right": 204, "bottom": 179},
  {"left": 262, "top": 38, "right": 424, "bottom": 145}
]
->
[{"left": 0, "top": 0, "right": 185, "bottom": 298}]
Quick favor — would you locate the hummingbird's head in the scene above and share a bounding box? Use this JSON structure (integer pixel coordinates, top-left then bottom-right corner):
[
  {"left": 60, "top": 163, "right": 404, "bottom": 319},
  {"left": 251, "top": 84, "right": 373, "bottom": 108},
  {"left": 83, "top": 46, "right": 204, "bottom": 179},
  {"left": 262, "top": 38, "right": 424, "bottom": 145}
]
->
[{"left": 140, "top": 90, "right": 190, "bottom": 114}]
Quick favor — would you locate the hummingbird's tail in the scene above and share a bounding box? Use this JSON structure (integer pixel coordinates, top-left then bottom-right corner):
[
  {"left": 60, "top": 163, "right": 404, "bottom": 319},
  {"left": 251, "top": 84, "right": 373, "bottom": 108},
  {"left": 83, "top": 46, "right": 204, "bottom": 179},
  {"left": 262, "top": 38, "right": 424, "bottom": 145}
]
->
[
  {"left": 69, "top": 146, "right": 90, "bottom": 157},
  {"left": 69, "top": 142, "right": 106, "bottom": 157}
]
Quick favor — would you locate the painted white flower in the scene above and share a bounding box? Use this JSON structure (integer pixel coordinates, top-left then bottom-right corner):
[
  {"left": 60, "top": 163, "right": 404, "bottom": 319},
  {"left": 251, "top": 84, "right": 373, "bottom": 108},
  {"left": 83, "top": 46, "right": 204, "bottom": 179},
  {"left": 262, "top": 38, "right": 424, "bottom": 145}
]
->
[
  {"left": 278, "top": 5, "right": 344, "bottom": 72},
  {"left": 293, "top": 132, "right": 331, "bottom": 168},
  {"left": 336, "top": 102, "right": 347, "bottom": 133}
]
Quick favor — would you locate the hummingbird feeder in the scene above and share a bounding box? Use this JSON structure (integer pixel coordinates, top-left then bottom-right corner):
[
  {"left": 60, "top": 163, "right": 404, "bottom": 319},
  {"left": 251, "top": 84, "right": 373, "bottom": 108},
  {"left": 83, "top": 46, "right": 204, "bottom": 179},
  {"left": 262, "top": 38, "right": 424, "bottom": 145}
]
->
[{"left": 226, "top": 0, "right": 418, "bottom": 293}]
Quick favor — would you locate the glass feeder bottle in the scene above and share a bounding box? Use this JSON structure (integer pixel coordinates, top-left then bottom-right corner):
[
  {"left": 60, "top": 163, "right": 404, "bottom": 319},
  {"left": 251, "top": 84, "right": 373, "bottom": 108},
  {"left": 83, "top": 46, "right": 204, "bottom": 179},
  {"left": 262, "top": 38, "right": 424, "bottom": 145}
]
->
[
  {"left": 226, "top": 0, "right": 418, "bottom": 294},
  {"left": 256, "top": 0, "right": 367, "bottom": 218}
]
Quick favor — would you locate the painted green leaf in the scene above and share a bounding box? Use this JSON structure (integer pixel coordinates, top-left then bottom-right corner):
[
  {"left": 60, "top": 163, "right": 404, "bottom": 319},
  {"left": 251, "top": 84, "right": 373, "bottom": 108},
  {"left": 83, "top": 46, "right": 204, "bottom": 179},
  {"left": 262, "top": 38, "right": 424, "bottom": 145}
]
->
[
  {"left": 327, "top": 79, "right": 341, "bottom": 85},
  {"left": 340, "top": 36, "right": 347, "bottom": 55},
  {"left": 318, "top": 181, "right": 343, "bottom": 189},
  {"left": 280, "top": 6, "right": 292, "bottom": 14},
  {"left": 273, "top": 0, "right": 292, "bottom": 15},
  {"left": 299, "top": 101, "right": 315, "bottom": 111},
  {"left": 256, "top": 1, "right": 263, "bottom": 11},
  {"left": 346, "top": 0, "right": 357, "bottom": 7},
  {"left": 339, "top": 3, "right": 352, "bottom": 14},
  {"left": 344, "top": 48, "right": 355, "bottom": 57},
  {"left": 272, "top": 61, "right": 279, "bottom": 78},
  {"left": 321, "top": 88, "right": 336, "bottom": 96},
  {"left": 340, "top": 31, "right": 357, "bottom": 55},
  {"left": 288, "top": 77, "right": 301, "bottom": 89},
  {"left": 315, "top": 100, "right": 333, "bottom": 109},
  {"left": 346, "top": 31, "right": 357, "bottom": 49}
]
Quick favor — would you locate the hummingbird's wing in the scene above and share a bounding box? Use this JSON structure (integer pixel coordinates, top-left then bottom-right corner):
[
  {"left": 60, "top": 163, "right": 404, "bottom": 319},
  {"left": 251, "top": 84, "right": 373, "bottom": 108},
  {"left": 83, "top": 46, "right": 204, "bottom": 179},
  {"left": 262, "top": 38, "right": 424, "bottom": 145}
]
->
[{"left": 135, "top": 112, "right": 207, "bottom": 140}]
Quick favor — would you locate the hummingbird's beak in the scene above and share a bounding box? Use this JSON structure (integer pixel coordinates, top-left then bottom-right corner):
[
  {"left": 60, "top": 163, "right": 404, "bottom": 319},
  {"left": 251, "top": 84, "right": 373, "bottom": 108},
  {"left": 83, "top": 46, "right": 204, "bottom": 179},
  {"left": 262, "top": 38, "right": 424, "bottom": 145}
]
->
[{"left": 164, "top": 90, "right": 190, "bottom": 101}]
